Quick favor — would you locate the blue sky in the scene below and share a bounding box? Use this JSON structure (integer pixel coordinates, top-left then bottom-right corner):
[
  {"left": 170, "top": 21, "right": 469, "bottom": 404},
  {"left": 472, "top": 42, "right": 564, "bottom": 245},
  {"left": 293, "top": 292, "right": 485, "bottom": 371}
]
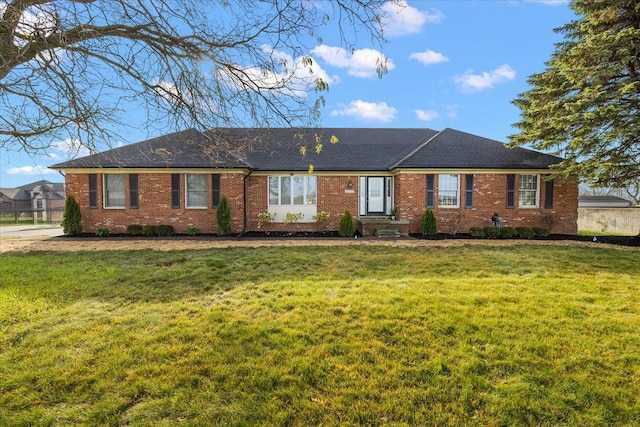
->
[{"left": 0, "top": 0, "right": 575, "bottom": 189}]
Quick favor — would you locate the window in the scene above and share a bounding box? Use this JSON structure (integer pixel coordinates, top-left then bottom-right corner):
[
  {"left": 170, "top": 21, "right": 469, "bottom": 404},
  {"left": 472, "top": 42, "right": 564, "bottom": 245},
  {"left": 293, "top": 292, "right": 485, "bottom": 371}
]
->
[
  {"left": 129, "top": 174, "right": 138, "bottom": 209},
  {"left": 426, "top": 174, "right": 434, "bottom": 208},
  {"left": 544, "top": 178, "right": 554, "bottom": 209},
  {"left": 171, "top": 174, "right": 180, "bottom": 209},
  {"left": 186, "top": 174, "right": 208, "bottom": 208},
  {"left": 465, "top": 174, "right": 474, "bottom": 209},
  {"left": 268, "top": 176, "right": 317, "bottom": 205},
  {"left": 104, "top": 174, "right": 125, "bottom": 208},
  {"left": 212, "top": 174, "right": 221, "bottom": 208},
  {"left": 438, "top": 174, "right": 459, "bottom": 208},
  {"left": 506, "top": 174, "right": 515, "bottom": 209},
  {"left": 89, "top": 174, "right": 98, "bottom": 209},
  {"left": 519, "top": 174, "right": 539, "bottom": 208}
]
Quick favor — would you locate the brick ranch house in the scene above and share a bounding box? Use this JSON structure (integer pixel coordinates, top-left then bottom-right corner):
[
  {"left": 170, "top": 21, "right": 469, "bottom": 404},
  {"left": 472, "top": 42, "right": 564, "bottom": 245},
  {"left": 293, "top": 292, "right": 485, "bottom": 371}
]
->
[{"left": 51, "top": 127, "right": 578, "bottom": 235}]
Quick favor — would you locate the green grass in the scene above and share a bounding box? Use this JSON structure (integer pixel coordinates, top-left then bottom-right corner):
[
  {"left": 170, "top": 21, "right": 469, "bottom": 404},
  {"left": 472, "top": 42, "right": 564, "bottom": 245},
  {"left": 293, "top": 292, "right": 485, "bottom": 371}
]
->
[{"left": 1, "top": 244, "right": 639, "bottom": 426}]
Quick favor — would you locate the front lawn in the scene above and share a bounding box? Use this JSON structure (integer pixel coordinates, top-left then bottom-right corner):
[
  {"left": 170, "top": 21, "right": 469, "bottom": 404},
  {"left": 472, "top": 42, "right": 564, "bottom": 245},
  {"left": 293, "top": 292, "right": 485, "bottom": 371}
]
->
[{"left": 1, "top": 244, "right": 639, "bottom": 426}]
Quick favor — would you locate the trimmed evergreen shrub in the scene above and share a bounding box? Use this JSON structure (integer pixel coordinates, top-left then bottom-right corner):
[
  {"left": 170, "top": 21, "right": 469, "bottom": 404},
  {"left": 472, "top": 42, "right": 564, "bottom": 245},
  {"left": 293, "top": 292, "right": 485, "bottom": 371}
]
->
[
  {"left": 141, "top": 225, "right": 158, "bottom": 237},
  {"left": 533, "top": 227, "right": 551, "bottom": 237},
  {"left": 499, "top": 226, "right": 518, "bottom": 239},
  {"left": 95, "top": 228, "right": 110, "bottom": 237},
  {"left": 468, "top": 227, "right": 485, "bottom": 238},
  {"left": 339, "top": 210, "right": 356, "bottom": 237},
  {"left": 516, "top": 227, "right": 535, "bottom": 239},
  {"left": 127, "top": 224, "right": 143, "bottom": 236},
  {"left": 157, "top": 225, "right": 175, "bottom": 236},
  {"left": 421, "top": 209, "right": 437, "bottom": 236},
  {"left": 62, "top": 196, "right": 82, "bottom": 236},
  {"left": 483, "top": 226, "right": 500, "bottom": 238},
  {"left": 216, "top": 195, "right": 232, "bottom": 236}
]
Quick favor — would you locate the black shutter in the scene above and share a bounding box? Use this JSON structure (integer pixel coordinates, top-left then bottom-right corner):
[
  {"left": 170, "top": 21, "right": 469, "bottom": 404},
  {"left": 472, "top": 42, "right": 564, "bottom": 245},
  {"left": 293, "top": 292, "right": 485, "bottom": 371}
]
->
[
  {"left": 426, "top": 174, "right": 434, "bottom": 208},
  {"left": 465, "top": 174, "right": 474, "bottom": 208},
  {"left": 545, "top": 178, "right": 554, "bottom": 209},
  {"left": 129, "top": 174, "right": 139, "bottom": 209},
  {"left": 89, "top": 174, "right": 97, "bottom": 209},
  {"left": 212, "top": 174, "right": 221, "bottom": 208},
  {"left": 171, "top": 174, "right": 180, "bottom": 209},
  {"left": 506, "top": 174, "right": 515, "bottom": 209}
]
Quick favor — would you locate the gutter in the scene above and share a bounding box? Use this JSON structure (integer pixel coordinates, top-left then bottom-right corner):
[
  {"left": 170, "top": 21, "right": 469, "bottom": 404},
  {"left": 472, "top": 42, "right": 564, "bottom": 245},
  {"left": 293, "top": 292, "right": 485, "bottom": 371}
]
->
[{"left": 237, "top": 169, "right": 253, "bottom": 239}]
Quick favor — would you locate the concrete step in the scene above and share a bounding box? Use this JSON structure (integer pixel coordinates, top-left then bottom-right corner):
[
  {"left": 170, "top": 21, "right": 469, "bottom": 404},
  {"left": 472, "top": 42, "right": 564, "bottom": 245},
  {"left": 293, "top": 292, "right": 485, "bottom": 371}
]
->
[{"left": 375, "top": 228, "right": 401, "bottom": 238}]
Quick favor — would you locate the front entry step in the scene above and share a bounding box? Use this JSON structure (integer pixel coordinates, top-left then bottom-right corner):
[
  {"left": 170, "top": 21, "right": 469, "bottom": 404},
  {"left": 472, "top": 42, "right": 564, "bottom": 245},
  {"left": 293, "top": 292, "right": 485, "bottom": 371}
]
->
[{"left": 375, "top": 227, "right": 401, "bottom": 238}]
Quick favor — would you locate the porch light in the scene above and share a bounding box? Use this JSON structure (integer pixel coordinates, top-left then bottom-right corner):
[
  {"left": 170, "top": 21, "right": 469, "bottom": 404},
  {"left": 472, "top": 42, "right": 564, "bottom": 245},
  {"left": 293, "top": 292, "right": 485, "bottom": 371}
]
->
[{"left": 347, "top": 179, "right": 353, "bottom": 188}]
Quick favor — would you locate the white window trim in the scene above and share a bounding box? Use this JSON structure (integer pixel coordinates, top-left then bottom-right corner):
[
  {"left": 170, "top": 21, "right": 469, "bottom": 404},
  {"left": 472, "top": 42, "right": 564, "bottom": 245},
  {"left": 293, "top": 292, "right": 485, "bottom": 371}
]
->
[
  {"left": 103, "top": 174, "right": 125, "bottom": 209},
  {"left": 267, "top": 175, "right": 317, "bottom": 223},
  {"left": 438, "top": 174, "right": 460, "bottom": 209},
  {"left": 518, "top": 174, "right": 540, "bottom": 209},
  {"left": 185, "top": 173, "right": 208, "bottom": 209}
]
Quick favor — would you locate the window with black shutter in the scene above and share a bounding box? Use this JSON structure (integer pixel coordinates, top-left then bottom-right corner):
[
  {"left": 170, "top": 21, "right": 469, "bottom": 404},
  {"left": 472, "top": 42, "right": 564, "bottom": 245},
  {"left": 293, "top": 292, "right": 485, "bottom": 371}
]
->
[
  {"left": 465, "top": 174, "right": 474, "bottom": 208},
  {"left": 212, "top": 174, "right": 221, "bottom": 208},
  {"left": 545, "top": 178, "right": 554, "bottom": 209},
  {"left": 506, "top": 174, "right": 515, "bottom": 208},
  {"left": 129, "top": 174, "right": 139, "bottom": 209},
  {"left": 171, "top": 174, "right": 180, "bottom": 209},
  {"left": 426, "top": 174, "right": 434, "bottom": 208},
  {"left": 89, "top": 174, "right": 97, "bottom": 209}
]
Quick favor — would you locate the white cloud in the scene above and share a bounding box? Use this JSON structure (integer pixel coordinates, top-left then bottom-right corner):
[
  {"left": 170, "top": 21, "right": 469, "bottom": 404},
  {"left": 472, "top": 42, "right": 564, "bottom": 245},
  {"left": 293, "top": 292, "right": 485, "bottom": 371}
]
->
[
  {"left": 330, "top": 100, "right": 397, "bottom": 123},
  {"left": 409, "top": 50, "right": 449, "bottom": 66},
  {"left": 221, "top": 46, "right": 334, "bottom": 97},
  {"left": 311, "top": 45, "right": 394, "bottom": 79},
  {"left": 6, "top": 165, "right": 57, "bottom": 176},
  {"left": 414, "top": 109, "right": 439, "bottom": 121},
  {"left": 454, "top": 64, "right": 516, "bottom": 93},
  {"left": 381, "top": 1, "right": 444, "bottom": 37},
  {"left": 51, "top": 138, "right": 91, "bottom": 158}
]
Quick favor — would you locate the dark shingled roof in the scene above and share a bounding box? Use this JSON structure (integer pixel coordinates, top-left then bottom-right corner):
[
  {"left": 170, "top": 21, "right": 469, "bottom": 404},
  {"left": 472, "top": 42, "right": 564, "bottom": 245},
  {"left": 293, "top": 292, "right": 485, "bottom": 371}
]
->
[
  {"left": 51, "top": 127, "right": 562, "bottom": 171},
  {"left": 395, "top": 128, "right": 562, "bottom": 169}
]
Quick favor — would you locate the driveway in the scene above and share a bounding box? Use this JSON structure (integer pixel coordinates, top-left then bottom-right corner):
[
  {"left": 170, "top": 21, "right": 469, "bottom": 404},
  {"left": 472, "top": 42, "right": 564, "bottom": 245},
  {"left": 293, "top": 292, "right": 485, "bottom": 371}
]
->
[{"left": 0, "top": 225, "right": 64, "bottom": 240}]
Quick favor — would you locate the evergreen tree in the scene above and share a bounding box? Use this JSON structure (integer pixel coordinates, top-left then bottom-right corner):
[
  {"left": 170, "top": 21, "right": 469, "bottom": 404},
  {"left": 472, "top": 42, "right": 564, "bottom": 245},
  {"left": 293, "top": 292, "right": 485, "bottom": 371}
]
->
[
  {"left": 421, "top": 209, "right": 437, "bottom": 236},
  {"left": 338, "top": 210, "right": 356, "bottom": 237},
  {"left": 62, "top": 196, "right": 82, "bottom": 236},
  {"left": 510, "top": 0, "right": 640, "bottom": 187},
  {"left": 216, "top": 196, "right": 232, "bottom": 236}
]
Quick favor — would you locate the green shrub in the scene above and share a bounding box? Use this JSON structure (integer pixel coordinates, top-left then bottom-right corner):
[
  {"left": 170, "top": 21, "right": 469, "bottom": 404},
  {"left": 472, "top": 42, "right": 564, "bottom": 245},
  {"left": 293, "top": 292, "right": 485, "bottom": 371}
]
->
[
  {"left": 186, "top": 226, "right": 199, "bottom": 236},
  {"left": 483, "top": 226, "right": 500, "bottom": 239},
  {"left": 499, "top": 226, "right": 518, "bottom": 239},
  {"left": 127, "top": 224, "right": 143, "bottom": 236},
  {"left": 516, "top": 227, "right": 535, "bottom": 239},
  {"left": 339, "top": 210, "right": 356, "bottom": 237},
  {"left": 533, "top": 227, "right": 551, "bottom": 237},
  {"left": 216, "top": 195, "right": 232, "bottom": 236},
  {"left": 141, "top": 225, "right": 158, "bottom": 237},
  {"left": 157, "top": 225, "right": 175, "bottom": 236},
  {"left": 62, "top": 196, "right": 82, "bottom": 236},
  {"left": 421, "top": 209, "right": 437, "bottom": 236},
  {"left": 95, "top": 228, "right": 110, "bottom": 237},
  {"left": 468, "top": 227, "right": 485, "bottom": 238}
]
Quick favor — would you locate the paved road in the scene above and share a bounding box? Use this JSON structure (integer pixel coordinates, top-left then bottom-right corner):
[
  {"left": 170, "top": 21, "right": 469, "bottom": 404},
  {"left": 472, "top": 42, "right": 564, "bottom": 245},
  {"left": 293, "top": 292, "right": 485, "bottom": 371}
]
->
[{"left": 0, "top": 225, "right": 64, "bottom": 240}]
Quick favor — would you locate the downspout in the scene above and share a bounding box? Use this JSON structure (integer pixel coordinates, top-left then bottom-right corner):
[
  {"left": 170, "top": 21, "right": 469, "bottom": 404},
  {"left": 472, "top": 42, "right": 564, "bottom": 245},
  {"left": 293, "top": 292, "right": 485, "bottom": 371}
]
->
[{"left": 237, "top": 169, "right": 252, "bottom": 239}]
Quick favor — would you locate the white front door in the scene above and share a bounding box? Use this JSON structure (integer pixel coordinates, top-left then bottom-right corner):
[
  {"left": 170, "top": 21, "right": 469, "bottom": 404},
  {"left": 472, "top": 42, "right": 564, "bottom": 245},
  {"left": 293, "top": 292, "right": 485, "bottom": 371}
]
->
[{"left": 367, "top": 177, "right": 385, "bottom": 215}]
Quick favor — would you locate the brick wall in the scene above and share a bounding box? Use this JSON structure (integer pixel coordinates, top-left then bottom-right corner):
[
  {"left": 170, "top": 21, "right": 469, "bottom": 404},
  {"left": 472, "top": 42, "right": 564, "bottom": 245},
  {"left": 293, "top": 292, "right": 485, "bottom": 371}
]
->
[
  {"left": 395, "top": 173, "right": 578, "bottom": 235},
  {"left": 65, "top": 172, "right": 245, "bottom": 234},
  {"left": 65, "top": 171, "right": 578, "bottom": 235}
]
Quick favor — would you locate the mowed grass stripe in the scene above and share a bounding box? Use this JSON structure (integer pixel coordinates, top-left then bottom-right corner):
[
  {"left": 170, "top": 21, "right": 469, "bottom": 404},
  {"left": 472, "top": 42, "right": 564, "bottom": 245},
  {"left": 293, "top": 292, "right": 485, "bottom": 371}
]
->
[{"left": 1, "top": 244, "right": 639, "bottom": 426}]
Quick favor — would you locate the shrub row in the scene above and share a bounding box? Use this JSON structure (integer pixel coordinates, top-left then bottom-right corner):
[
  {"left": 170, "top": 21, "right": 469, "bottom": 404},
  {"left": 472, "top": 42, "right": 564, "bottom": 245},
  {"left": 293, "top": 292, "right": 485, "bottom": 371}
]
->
[
  {"left": 126, "top": 224, "right": 175, "bottom": 237},
  {"left": 468, "top": 226, "right": 550, "bottom": 239}
]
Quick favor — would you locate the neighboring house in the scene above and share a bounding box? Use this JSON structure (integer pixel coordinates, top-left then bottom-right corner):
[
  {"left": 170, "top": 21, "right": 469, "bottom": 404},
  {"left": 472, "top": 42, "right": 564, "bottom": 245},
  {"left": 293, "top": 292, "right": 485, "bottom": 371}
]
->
[
  {"left": 578, "top": 195, "right": 631, "bottom": 208},
  {"left": 0, "top": 180, "right": 66, "bottom": 209},
  {"left": 50, "top": 128, "right": 579, "bottom": 235}
]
